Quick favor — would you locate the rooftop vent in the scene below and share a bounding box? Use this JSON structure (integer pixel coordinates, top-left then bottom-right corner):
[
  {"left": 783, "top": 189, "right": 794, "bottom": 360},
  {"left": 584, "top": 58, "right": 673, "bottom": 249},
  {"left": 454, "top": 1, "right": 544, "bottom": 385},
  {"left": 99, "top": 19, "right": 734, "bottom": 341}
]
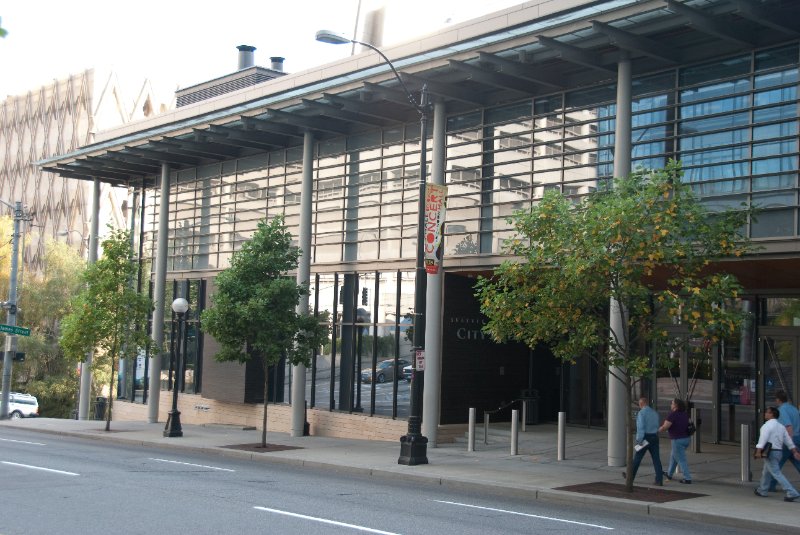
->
[{"left": 175, "top": 46, "right": 287, "bottom": 107}]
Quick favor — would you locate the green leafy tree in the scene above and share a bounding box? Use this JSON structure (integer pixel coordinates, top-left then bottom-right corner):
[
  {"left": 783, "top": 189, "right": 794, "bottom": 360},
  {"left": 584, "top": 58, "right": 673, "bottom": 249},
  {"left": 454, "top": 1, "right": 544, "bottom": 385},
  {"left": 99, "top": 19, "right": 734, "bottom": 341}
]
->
[
  {"left": 476, "top": 161, "right": 752, "bottom": 491},
  {"left": 201, "top": 216, "right": 328, "bottom": 447},
  {"left": 15, "top": 240, "right": 86, "bottom": 415},
  {"left": 59, "top": 228, "right": 153, "bottom": 430}
]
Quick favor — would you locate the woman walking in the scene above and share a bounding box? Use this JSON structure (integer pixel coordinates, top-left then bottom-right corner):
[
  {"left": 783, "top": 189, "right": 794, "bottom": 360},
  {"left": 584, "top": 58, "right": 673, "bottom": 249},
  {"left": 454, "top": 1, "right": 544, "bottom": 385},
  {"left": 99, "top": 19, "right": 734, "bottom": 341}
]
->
[{"left": 658, "top": 398, "right": 693, "bottom": 484}]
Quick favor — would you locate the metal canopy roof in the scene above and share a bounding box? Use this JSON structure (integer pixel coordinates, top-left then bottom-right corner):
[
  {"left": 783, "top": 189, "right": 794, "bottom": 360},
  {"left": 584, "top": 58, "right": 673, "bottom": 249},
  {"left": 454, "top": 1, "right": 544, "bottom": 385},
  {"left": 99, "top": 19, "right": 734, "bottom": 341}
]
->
[{"left": 40, "top": 0, "right": 800, "bottom": 188}]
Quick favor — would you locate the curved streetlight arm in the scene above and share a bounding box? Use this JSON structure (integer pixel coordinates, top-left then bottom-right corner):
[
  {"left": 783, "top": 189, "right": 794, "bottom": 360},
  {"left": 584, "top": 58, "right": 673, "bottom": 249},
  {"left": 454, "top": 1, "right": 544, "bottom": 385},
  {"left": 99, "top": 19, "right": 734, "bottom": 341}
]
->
[
  {"left": 316, "top": 30, "right": 422, "bottom": 114},
  {"left": 350, "top": 39, "right": 420, "bottom": 112}
]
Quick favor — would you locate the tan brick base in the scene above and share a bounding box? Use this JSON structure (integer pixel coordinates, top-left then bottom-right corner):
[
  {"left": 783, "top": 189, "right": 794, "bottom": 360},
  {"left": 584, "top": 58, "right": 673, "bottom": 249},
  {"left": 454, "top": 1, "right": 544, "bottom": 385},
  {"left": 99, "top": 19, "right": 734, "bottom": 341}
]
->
[{"left": 111, "top": 394, "right": 410, "bottom": 443}]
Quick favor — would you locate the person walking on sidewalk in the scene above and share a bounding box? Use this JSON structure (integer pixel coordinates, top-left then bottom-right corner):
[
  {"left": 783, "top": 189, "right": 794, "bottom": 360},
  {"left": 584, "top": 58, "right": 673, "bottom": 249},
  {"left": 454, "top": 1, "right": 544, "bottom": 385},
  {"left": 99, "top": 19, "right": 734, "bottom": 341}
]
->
[
  {"left": 625, "top": 396, "right": 663, "bottom": 486},
  {"left": 754, "top": 406, "right": 800, "bottom": 501},
  {"left": 768, "top": 390, "right": 800, "bottom": 492},
  {"left": 658, "top": 398, "right": 692, "bottom": 484}
]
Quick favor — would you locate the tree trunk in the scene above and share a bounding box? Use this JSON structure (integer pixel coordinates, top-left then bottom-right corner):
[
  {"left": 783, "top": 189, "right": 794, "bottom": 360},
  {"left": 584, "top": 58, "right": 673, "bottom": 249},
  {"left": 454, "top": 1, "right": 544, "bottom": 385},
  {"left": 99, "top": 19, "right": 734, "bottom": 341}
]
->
[
  {"left": 261, "top": 366, "right": 270, "bottom": 447},
  {"left": 105, "top": 333, "right": 119, "bottom": 432},
  {"left": 623, "top": 372, "right": 634, "bottom": 492}
]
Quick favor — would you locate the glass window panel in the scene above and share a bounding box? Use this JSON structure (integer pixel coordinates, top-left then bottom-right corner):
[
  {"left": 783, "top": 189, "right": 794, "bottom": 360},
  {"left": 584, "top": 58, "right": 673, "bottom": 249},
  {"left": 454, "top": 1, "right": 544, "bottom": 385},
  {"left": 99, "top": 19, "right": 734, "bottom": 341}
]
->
[
  {"left": 753, "top": 103, "right": 798, "bottom": 123},
  {"left": 632, "top": 94, "right": 669, "bottom": 114},
  {"left": 534, "top": 94, "right": 563, "bottom": 115},
  {"left": 682, "top": 146, "right": 748, "bottom": 166},
  {"left": 347, "top": 130, "right": 382, "bottom": 151},
  {"left": 383, "top": 126, "right": 404, "bottom": 148},
  {"left": 446, "top": 231, "right": 480, "bottom": 256},
  {"left": 753, "top": 139, "right": 798, "bottom": 159},
  {"left": 752, "top": 208, "right": 794, "bottom": 238},
  {"left": 485, "top": 102, "right": 531, "bottom": 125},
  {"left": 566, "top": 84, "right": 616, "bottom": 108},
  {"left": 753, "top": 191, "right": 795, "bottom": 208},
  {"left": 753, "top": 121, "right": 797, "bottom": 141},
  {"left": 753, "top": 174, "right": 796, "bottom": 191},
  {"left": 755, "top": 45, "right": 799, "bottom": 72},
  {"left": 698, "top": 192, "right": 748, "bottom": 208},
  {"left": 684, "top": 162, "right": 748, "bottom": 182},
  {"left": 754, "top": 85, "right": 797, "bottom": 106},
  {"left": 632, "top": 141, "right": 667, "bottom": 161},
  {"left": 380, "top": 239, "right": 401, "bottom": 259},
  {"left": 632, "top": 72, "right": 675, "bottom": 97},
  {"left": 632, "top": 124, "right": 668, "bottom": 142},
  {"left": 680, "top": 55, "right": 750, "bottom": 86},
  {"left": 681, "top": 129, "right": 749, "bottom": 150},
  {"left": 319, "top": 137, "right": 346, "bottom": 157},
  {"left": 679, "top": 112, "right": 749, "bottom": 134},
  {"left": 446, "top": 112, "right": 482, "bottom": 132},
  {"left": 752, "top": 156, "right": 798, "bottom": 175},
  {"left": 680, "top": 94, "right": 750, "bottom": 118}
]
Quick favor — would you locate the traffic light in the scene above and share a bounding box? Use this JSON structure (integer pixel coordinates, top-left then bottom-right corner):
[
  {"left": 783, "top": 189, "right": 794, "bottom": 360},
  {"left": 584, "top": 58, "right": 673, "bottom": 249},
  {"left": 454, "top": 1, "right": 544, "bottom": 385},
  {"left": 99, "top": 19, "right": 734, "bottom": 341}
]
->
[
  {"left": 12, "top": 352, "right": 25, "bottom": 362},
  {"left": 361, "top": 288, "right": 368, "bottom": 306}
]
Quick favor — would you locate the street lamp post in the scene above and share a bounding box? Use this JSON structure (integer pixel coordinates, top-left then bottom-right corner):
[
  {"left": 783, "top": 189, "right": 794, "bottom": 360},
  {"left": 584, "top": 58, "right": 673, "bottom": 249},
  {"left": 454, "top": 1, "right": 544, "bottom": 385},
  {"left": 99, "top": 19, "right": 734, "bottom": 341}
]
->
[
  {"left": 0, "top": 200, "right": 27, "bottom": 420},
  {"left": 316, "top": 30, "right": 429, "bottom": 464},
  {"left": 164, "top": 297, "right": 188, "bottom": 437}
]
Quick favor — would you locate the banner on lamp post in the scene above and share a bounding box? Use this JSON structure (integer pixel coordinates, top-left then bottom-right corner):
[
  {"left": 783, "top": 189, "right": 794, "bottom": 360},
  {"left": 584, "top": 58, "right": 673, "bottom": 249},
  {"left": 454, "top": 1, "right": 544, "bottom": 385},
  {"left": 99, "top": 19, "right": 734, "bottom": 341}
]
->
[{"left": 423, "top": 183, "right": 448, "bottom": 275}]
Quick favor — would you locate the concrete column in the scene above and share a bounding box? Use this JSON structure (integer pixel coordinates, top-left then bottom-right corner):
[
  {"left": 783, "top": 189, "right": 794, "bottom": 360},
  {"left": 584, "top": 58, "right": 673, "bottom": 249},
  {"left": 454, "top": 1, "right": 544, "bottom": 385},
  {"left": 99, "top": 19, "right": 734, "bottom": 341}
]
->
[
  {"left": 422, "top": 100, "right": 446, "bottom": 445},
  {"left": 291, "top": 131, "right": 314, "bottom": 437},
  {"left": 608, "top": 52, "right": 631, "bottom": 467},
  {"left": 147, "top": 163, "right": 170, "bottom": 423},
  {"left": 78, "top": 179, "right": 101, "bottom": 420}
]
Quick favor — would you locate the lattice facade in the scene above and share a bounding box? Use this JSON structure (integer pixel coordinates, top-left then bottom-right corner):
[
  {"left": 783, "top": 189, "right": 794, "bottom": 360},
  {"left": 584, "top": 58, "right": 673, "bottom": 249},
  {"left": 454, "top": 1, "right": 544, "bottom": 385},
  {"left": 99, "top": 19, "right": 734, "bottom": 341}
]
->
[{"left": 0, "top": 69, "right": 172, "bottom": 273}]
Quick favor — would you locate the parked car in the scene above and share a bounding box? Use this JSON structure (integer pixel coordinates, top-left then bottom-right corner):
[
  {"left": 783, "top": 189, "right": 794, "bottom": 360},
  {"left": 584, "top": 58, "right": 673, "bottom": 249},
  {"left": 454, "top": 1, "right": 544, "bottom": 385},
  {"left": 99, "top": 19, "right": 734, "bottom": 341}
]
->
[
  {"left": 403, "top": 364, "right": 413, "bottom": 382},
  {"left": 8, "top": 392, "right": 39, "bottom": 419},
  {"left": 361, "top": 359, "right": 409, "bottom": 384}
]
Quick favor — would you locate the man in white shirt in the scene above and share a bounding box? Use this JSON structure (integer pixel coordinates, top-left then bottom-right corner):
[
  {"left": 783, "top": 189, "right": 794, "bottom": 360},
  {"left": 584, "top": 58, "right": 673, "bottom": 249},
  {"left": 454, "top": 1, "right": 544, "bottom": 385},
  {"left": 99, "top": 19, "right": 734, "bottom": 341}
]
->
[{"left": 754, "top": 406, "right": 800, "bottom": 501}]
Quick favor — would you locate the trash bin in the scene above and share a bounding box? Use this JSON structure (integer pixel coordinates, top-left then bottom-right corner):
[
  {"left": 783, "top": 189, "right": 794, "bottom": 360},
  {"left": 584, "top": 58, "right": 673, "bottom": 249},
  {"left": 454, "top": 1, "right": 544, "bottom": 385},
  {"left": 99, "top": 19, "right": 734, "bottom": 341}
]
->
[
  {"left": 521, "top": 389, "right": 539, "bottom": 425},
  {"left": 94, "top": 397, "right": 107, "bottom": 420}
]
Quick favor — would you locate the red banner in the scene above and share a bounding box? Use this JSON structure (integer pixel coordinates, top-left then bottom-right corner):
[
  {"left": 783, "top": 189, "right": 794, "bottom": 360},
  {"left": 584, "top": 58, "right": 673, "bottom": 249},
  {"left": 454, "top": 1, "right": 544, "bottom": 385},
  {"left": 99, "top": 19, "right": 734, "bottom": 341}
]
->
[{"left": 423, "top": 183, "right": 448, "bottom": 274}]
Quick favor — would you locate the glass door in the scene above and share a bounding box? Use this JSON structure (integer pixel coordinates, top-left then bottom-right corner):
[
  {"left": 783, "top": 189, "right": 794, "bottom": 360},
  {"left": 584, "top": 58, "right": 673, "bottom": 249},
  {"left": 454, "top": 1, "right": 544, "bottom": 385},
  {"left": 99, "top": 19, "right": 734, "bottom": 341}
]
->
[{"left": 760, "top": 334, "right": 798, "bottom": 408}]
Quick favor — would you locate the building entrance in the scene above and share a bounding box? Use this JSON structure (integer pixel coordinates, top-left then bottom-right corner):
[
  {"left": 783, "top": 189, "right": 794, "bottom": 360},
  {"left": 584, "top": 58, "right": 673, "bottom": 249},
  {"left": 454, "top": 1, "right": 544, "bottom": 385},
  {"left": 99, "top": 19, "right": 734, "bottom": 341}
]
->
[{"left": 760, "top": 331, "right": 800, "bottom": 414}]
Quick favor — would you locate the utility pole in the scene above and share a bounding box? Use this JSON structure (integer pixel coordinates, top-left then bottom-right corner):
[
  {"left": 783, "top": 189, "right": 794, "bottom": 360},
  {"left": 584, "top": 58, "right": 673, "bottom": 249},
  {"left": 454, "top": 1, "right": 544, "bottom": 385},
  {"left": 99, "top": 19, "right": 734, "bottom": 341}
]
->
[{"left": 0, "top": 201, "right": 28, "bottom": 419}]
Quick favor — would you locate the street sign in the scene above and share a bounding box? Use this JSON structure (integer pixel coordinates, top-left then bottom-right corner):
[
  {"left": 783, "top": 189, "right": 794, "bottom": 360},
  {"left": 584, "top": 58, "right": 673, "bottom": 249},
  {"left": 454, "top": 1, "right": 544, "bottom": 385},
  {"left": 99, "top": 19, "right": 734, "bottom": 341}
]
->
[{"left": 0, "top": 324, "right": 30, "bottom": 336}]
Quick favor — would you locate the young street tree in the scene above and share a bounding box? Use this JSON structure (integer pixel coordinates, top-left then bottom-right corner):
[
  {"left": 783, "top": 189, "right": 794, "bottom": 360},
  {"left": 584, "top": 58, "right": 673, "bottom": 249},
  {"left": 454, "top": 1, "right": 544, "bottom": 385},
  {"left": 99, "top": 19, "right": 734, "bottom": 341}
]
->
[
  {"left": 476, "top": 161, "right": 752, "bottom": 491},
  {"left": 59, "top": 228, "right": 153, "bottom": 431},
  {"left": 201, "top": 216, "right": 328, "bottom": 448}
]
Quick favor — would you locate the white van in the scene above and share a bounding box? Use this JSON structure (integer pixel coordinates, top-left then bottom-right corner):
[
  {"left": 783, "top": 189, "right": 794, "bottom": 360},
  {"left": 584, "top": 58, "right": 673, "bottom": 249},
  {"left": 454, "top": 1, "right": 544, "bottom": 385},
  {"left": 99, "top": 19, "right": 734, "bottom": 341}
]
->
[{"left": 8, "top": 392, "right": 39, "bottom": 419}]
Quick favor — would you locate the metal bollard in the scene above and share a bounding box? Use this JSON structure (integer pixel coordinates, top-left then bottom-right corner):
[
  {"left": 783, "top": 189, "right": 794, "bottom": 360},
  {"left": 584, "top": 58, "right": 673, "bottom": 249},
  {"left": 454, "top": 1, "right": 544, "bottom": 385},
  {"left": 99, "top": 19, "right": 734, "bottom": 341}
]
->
[
  {"left": 511, "top": 409, "right": 519, "bottom": 455},
  {"left": 557, "top": 411, "right": 566, "bottom": 461},
  {"left": 521, "top": 401, "right": 527, "bottom": 433},
  {"left": 691, "top": 407, "right": 701, "bottom": 453},
  {"left": 741, "top": 423, "right": 751, "bottom": 482},
  {"left": 484, "top": 412, "right": 489, "bottom": 445},
  {"left": 468, "top": 407, "right": 476, "bottom": 452}
]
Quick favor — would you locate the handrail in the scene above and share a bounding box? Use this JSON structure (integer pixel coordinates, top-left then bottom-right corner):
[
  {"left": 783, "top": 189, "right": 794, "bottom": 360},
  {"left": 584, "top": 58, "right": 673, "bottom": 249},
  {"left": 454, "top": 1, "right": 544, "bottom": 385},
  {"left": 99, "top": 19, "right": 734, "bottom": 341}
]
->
[{"left": 484, "top": 398, "right": 523, "bottom": 417}]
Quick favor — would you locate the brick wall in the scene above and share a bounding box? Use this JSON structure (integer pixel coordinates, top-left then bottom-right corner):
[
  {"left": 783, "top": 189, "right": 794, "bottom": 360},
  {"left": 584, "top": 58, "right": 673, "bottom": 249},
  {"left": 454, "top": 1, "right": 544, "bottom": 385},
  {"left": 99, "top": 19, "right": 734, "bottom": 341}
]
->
[{"left": 111, "top": 394, "right": 410, "bottom": 442}]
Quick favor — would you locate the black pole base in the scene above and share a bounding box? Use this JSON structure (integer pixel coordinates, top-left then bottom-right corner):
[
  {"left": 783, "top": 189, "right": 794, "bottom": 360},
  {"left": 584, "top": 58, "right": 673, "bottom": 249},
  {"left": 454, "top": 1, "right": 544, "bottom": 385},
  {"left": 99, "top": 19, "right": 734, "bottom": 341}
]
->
[
  {"left": 398, "top": 433, "right": 428, "bottom": 465},
  {"left": 163, "top": 409, "right": 183, "bottom": 437}
]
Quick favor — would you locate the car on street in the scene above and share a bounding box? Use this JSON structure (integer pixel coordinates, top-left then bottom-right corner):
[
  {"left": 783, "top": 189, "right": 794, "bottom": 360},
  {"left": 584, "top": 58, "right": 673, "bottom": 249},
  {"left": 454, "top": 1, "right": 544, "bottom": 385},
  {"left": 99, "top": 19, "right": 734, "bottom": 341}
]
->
[
  {"left": 403, "top": 364, "right": 413, "bottom": 382},
  {"left": 7, "top": 392, "right": 39, "bottom": 419},
  {"left": 360, "top": 358, "right": 409, "bottom": 384}
]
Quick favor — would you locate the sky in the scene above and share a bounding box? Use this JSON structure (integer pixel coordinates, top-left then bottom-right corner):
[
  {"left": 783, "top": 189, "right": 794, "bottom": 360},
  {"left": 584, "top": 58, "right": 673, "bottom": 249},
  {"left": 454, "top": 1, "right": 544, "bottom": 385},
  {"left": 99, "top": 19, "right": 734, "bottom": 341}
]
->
[{"left": 0, "top": 0, "right": 523, "bottom": 101}]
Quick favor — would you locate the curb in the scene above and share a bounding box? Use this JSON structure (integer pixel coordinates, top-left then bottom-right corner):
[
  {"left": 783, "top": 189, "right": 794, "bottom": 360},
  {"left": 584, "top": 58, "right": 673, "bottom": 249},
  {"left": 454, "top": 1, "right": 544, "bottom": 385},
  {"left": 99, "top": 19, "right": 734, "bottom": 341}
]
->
[{"left": 2, "top": 423, "right": 791, "bottom": 534}]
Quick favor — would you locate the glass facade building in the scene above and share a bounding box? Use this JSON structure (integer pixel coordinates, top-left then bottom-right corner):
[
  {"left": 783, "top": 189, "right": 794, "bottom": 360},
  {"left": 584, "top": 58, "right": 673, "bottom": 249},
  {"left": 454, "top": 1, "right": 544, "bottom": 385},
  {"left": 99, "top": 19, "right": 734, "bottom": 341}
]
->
[{"left": 42, "top": 0, "right": 800, "bottom": 445}]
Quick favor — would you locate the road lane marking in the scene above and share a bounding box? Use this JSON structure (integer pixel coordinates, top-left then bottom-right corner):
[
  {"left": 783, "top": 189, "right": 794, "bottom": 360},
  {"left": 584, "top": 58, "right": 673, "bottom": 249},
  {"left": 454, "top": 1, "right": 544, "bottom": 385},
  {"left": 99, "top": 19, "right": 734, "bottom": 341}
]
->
[
  {"left": 254, "top": 506, "right": 401, "bottom": 534},
  {"left": 2, "top": 461, "right": 79, "bottom": 476},
  {"left": 0, "top": 437, "right": 46, "bottom": 445},
  {"left": 149, "top": 458, "right": 235, "bottom": 472},
  {"left": 434, "top": 500, "right": 614, "bottom": 530}
]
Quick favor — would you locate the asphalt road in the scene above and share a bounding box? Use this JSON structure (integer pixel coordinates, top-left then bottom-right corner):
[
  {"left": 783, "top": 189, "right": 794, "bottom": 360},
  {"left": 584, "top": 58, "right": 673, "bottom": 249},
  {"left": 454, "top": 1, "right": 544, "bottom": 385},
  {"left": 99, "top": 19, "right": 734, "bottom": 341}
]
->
[{"left": 0, "top": 427, "right": 758, "bottom": 535}]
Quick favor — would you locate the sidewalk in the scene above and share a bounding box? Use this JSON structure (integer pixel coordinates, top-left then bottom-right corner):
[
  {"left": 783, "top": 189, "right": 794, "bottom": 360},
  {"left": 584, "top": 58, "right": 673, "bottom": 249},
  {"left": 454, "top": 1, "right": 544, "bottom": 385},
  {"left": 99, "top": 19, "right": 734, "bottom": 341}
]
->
[{"left": 2, "top": 417, "right": 799, "bottom": 534}]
